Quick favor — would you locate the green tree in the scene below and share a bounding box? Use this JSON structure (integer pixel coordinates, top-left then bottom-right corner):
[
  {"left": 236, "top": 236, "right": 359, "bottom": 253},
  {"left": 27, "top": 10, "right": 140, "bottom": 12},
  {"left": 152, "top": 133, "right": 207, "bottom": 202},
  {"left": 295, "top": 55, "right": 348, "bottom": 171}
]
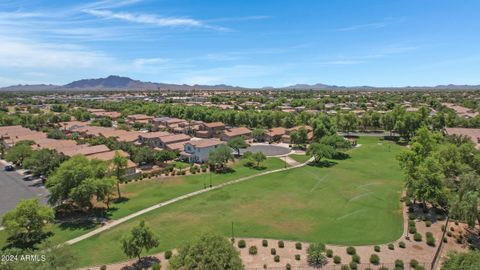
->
[
  {"left": 307, "top": 143, "right": 335, "bottom": 164},
  {"left": 251, "top": 151, "right": 267, "bottom": 168},
  {"left": 208, "top": 144, "right": 234, "bottom": 171},
  {"left": 111, "top": 151, "right": 128, "bottom": 198},
  {"left": 441, "top": 251, "right": 480, "bottom": 270},
  {"left": 5, "top": 140, "right": 33, "bottom": 166},
  {"left": 450, "top": 173, "right": 480, "bottom": 228},
  {"left": 252, "top": 128, "right": 266, "bottom": 142},
  {"left": 46, "top": 155, "right": 108, "bottom": 209},
  {"left": 22, "top": 149, "right": 66, "bottom": 176},
  {"left": 169, "top": 234, "right": 243, "bottom": 270},
  {"left": 1, "top": 199, "right": 54, "bottom": 247},
  {"left": 291, "top": 127, "right": 308, "bottom": 147},
  {"left": 46, "top": 129, "right": 65, "bottom": 140},
  {"left": 121, "top": 221, "right": 159, "bottom": 261},
  {"left": 307, "top": 243, "right": 327, "bottom": 268},
  {"left": 340, "top": 112, "right": 358, "bottom": 134},
  {"left": 227, "top": 136, "right": 248, "bottom": 156}
]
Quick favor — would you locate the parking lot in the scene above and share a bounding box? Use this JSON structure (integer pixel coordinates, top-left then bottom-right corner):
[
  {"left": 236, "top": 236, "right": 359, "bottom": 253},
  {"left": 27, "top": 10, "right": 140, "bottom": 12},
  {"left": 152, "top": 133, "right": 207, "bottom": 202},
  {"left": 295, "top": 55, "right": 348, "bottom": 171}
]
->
[{"left": 0, "top": 163, "right": 49, "bottom": 217}]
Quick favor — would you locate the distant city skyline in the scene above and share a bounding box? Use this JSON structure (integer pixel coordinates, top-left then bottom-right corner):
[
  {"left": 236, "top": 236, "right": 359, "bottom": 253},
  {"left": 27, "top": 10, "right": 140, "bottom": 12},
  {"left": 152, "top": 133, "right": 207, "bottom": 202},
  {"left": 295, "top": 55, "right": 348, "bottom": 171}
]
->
[{"left": 1, "top": 0, "right": 479, "bottom": 88}]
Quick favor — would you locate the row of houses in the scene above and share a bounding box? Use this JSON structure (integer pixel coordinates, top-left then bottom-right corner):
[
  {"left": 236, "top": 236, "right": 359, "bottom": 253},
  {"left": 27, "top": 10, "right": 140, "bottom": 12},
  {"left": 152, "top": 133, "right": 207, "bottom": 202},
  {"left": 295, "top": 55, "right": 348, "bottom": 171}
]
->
[
  {"left": 61, "top": 121, "right": 229, "bottom": 163},
  {"left": 0, "top": 125, "right": 138, "bottom": 176}
]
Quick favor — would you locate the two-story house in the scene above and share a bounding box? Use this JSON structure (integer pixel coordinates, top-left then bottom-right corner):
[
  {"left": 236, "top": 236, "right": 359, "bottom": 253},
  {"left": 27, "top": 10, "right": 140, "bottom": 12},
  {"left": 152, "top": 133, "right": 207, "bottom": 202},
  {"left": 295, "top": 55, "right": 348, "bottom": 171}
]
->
[{"left": 181, "top": 139, "right": 225, "bottom": 163}]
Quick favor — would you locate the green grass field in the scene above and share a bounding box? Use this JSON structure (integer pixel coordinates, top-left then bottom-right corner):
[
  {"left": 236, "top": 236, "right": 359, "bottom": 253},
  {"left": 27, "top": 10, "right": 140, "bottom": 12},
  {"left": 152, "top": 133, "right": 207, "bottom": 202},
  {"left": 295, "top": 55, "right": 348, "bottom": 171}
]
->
[
  {"left": 0, "top": 157, "right": 286, "bottom": 249},
  {"left": 70, "top": 137, "right": 405, "bottom": 267},
  {"left": 289, "top": 153, "right": 311, "bottom": 163}
]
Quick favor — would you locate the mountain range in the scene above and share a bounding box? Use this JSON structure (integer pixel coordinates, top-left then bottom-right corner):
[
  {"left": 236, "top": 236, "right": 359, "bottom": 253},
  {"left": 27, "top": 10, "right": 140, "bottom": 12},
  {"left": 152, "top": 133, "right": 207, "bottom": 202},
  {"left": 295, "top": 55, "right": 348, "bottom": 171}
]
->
[{"left": 1, "top": 75, "right": 480, "bottom": 91}]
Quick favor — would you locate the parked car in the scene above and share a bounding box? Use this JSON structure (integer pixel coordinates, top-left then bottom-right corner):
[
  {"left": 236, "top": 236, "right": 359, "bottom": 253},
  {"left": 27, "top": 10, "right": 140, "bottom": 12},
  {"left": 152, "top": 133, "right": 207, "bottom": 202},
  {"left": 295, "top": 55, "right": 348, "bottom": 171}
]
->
[
  {"left": 22, "top": 175, "right": 33, "bottom": 181},
  {"left": 4, "top": 165, "right": 15, "bottom": 171},
  {"left": 23, "top": 170, "right": 32, "bottom": 175}
]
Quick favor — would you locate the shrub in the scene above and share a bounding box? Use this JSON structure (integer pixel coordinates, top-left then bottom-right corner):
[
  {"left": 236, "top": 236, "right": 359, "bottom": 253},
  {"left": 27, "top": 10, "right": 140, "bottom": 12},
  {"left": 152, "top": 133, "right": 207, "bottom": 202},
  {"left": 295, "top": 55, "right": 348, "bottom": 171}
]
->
[
  {"left": 426, "top": 233, "right": 436, "bottom": 247},
  {"left": 295, "top": 254, "right": 301, "bottom": 260},
  {"left": 295, "top": 242, "right": 302, "bottom": 250},
  {"left": 395, "top": 259, "right": 404, "bottom": 269},
  {"left": 286, "top": 263, "right": 291, "bottom": 270},
  {"left": 425, "top": 220, "right": 432, "bottom": 227},
  {"left": 100, "top": 266, "right": 107, "bottom": 270},
  {"left": 274, "top": 255, "right": 280, "bottom": 262},
  {"left": 262, "top": 239, "right": 268, "bottom": 247},
  {"left": 278, "top": 240, "right": 284, "bottom": 248},
  {"left": 370, "top": 254, "right": 380, "bottom": 265},
  {"left": 374, "top": 245, "right": 380, "bottom": 252},
  {"left": 414, "top": 233, "right": 422, "bottom": 242},
  {"left": 238, "top": 240, "right": 246, "bottom": 248},
  {"left": 450, "top": 226, "right": 455, "bottom": 231},
  {"left": 333, "top": 255, "right": 341, "bottom": 264},
  {"left": 307, "top": 243, "right": 328, "bottom": 267},
  {"left": 409, "top": 213, "right": 415, "bottom": 220},
  {"left": 341, "top": 266, "right": 349, "bottom": 270},
  {"left": 326, "top": 249, "right": 333, "bottom": 258},
  {"left": 416, "top": 266, "right": 426, "bottom": 270},
  {"left": 408, "top": 220, "right": 415, "bottom": 226},
  {"left": 399, "top": 241, "right": 406, "bottom": 248},
  {"left": 152, "top": 263, "right": 161, "bottom": 270},
  {"left": 164, "top": 250, "right": 172, "bottom": 259},
  {"left": 346, "top": 246, "right": 356, "bottom": 255},
  {"left": 271, "top": 248, "right": 276, "bottom": 255},
  {"left": 349, "top": 261, "right": 358, "bottom": 270},
  {"left": 409, "top": 226, "right": 417, "bottom": 234},
  {"left": 249, "top": 245, "right": 258, "bottom": 255},
  {"left": 378, "top": 267, "right": 389, "bottom": 270},
  {"left": 388, "top": 243, "right": 394, "bottom": 250},
  {"left": 443, "top": 237, "right": 448, "bottom": 243},
  {"left": 410, "top": 259, "right": 419, "bottom": 268},
  {"left": 447, "top": 231, "right": 452, "bottom": 237},
  {"left": 352, "top": 254, "right": 360, "bottom": 263}
]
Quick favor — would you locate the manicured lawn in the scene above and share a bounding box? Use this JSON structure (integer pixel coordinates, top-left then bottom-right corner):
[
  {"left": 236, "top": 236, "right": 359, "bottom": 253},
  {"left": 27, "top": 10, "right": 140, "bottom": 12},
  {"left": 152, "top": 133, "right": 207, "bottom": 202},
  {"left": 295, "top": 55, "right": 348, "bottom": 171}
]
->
[
  {"left": 0, "top": 157, "right": 285, "bottom": 249},
  {"left": 107, "top": 157, "right": 286, "bottom": 220},
  {"left": 289, "top": 153, "right": 311, "bottom": 163},
  {"left": 70, "top": 137, "right": 405, "bottom": 267},
  {"left": 171, "top": 161, "right": 190, "bottom": 169}
]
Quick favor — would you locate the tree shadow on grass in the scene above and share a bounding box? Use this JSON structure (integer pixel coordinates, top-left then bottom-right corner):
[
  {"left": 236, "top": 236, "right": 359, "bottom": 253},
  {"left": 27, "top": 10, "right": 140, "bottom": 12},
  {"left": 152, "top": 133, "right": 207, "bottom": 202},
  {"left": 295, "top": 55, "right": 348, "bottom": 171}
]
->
[
  {"left": 213, "top": 167, "right": 236, "bottom": 174},
  {"left": 120, "top": 256, "right": 160, "bottom": 270},
  {"left": 308, "top": 160, "right": 338, "bottom": 168},
  {"left": 332, "top": 152, "right": 351, "bottom": 160},
  {"left": 57, "top": 219, "right": 98, "bottom": 232},
  {"left": 2, "top": 231, "right": 54, "bottom": 250}
]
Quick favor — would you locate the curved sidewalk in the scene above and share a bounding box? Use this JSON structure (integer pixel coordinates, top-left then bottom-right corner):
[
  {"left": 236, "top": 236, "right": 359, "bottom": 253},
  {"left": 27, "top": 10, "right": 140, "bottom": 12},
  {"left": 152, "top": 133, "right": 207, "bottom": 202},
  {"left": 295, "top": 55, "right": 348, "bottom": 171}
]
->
[{"left": 66, "top": 156, "right": 314, "bottom": 245}]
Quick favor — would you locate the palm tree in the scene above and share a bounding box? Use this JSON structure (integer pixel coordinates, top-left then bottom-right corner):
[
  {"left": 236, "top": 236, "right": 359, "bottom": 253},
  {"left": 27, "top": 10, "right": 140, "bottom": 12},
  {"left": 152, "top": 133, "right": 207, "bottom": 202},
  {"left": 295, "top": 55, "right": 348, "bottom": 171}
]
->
[{"left": 111, "top": 151, "right": 128, "bottom": 198}]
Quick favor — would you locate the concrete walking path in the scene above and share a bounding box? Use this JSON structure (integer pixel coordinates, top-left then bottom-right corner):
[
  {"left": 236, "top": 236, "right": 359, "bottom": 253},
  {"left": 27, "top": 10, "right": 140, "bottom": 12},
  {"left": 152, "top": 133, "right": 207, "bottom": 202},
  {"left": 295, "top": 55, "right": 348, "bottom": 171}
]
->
[{"left": 66, "top": 156, "right": 314, "bottom": 245}]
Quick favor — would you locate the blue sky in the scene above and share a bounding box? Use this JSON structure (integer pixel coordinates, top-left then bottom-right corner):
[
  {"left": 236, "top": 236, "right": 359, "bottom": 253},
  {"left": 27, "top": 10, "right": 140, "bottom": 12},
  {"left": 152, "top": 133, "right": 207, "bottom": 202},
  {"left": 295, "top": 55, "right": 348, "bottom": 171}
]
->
[{"left": 1, "top": 0, "right": 480, "bottom": 87}]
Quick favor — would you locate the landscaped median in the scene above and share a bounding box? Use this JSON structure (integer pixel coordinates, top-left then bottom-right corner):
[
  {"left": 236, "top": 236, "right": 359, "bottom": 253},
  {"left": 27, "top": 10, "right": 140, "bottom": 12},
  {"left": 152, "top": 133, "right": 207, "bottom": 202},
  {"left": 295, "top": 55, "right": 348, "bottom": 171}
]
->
[{"left": 69, "top": 137, "right": 406, "bottom": 267}]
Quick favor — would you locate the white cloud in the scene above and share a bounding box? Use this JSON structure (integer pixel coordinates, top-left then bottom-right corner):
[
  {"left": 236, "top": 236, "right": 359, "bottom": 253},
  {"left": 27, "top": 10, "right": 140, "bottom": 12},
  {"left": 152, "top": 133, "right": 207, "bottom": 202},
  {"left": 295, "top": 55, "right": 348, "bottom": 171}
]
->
[
  {"left": 0, "top": 38, "right": 114, "bottom": 69},
  {"left": 83, "top": 9, "right": 226, "bottom": 30}
]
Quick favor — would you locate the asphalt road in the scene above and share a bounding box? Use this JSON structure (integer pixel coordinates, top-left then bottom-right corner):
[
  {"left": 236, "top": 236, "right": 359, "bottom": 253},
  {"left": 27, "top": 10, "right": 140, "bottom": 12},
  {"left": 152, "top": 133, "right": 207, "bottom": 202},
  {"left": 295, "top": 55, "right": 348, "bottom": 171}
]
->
[{"left": 0, "top": 164, "right": 49, "bottom": 217}]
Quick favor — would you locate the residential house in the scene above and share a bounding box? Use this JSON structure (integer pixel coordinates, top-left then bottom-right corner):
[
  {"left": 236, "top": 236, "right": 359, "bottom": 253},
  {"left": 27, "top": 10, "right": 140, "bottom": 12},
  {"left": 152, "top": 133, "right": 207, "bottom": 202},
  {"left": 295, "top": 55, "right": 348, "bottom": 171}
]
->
[
  {"left": 158, "top": 134, "right": 191, "bottom": 149},
  {"left": 138, "top": 131, "right": 172, "bottom": 148},
  {"left": 265, "top": 127, "right": 286, "bottom": 142},
  {"left": 126, "top": 114, "right": 154, "bottom": 124},
  {"left": 220, "top": 127, "right": 252, "bottom": 141},
  {"left": 180, "top": 139, "right": 225, "bottom": 163},
  {"left": 196, "top": 122, "right": 225, "bottom": 138},
  {"left": 87, "top": 150, "right": 137, "bottom": 177}
]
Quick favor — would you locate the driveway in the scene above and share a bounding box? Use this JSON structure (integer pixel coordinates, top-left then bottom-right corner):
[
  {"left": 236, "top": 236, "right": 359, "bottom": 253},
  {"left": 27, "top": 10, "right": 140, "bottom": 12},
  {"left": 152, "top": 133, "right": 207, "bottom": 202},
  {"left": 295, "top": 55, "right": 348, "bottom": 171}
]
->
[{"left": 0, "top": 164, "right": 49, "bottom": 217}]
